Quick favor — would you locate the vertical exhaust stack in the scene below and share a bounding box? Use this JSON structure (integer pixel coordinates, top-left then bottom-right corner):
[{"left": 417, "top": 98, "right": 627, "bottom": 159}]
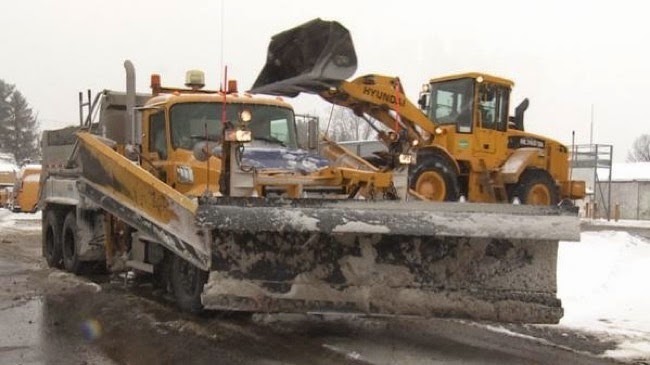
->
[
  {"left": 249, "top": 18, "right": 357, "bottom": 96},
  {"left": 124, "top": 60, "right": 137, "bottom": 145}
]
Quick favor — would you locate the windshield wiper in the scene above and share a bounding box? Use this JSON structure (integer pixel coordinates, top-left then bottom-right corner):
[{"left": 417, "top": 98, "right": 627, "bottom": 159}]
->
[{"left": 254, "top": 136, "right": 286, "bottom": 147}]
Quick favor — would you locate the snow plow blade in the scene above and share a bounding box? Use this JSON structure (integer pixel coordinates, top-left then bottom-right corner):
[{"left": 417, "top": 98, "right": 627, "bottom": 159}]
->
[
  {"left": 250, "top": 18, "right": 356, "bottom": 96},
  {"left": 198, "top": 197, "right": 579, "bottom": 323}
]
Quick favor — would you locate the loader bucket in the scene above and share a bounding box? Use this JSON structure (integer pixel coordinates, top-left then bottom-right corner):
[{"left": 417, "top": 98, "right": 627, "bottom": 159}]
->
[
  {"left": 250, "top": 18, "right": 357, "bottom": 96},
  {"left": 198, "top": 197, "right": 580, "bottom": 324}
]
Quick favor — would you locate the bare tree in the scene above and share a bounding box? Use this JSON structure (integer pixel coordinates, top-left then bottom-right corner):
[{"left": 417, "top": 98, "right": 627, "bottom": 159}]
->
[
  {"left": 627, "top": 134, "right": 650, "bottom": 162},
  {"left": 320, "top": 106, "right": 378, "bottom": 142}
]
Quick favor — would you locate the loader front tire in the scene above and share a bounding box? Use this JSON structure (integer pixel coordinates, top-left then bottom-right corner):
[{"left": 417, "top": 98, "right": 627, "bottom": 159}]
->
[
  {"left": 170, "top": 255, "right": 208, "bottom": 314},
  {"left": 43, "top": 209, "right": 63, "bottom": 268},
  {"left": 410, "top": 156, "right": 459, "bottom": 201},
  {"left": 62, "top": 211, "right": 83, "bottom": 274},
  {"left": 509, "top": 169, "right": 560, "bottom": 206}
]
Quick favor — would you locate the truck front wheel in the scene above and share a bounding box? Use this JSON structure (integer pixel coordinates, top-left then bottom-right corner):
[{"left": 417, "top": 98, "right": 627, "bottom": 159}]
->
[
  {"left": 62, "top": 211, "right": 83, "bottom": 274},
  {"left": 42, "top": 209, "right": 62, "bottom": 268},
  {"left": 170, "top": 255, "right": 208, "bottom": 313}
]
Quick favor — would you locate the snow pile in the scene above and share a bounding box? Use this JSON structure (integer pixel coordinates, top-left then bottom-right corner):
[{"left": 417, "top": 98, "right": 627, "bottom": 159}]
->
[{"left": 558, "top": 230, "right": 650, "bottom": 359}]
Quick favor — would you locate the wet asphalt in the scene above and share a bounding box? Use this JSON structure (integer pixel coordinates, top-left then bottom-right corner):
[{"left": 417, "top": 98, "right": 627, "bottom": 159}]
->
[{"left": 0, "top": 226, "right": 626, "bottom": 365}]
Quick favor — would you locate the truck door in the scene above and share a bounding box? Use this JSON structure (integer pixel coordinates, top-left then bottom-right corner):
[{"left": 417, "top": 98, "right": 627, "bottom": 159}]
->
[
  {"left": 145, "top": 111, "right": 169, "bottom": 181},
  {"left": 473, "top": 83, "right": 509, "bottom": 162}
]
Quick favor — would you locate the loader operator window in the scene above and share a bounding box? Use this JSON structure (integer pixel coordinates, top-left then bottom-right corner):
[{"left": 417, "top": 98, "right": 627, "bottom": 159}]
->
[
  {"left": 170, "top": 102, "right": 297, "bottom": 150},
  {"left": 478, "top": 84, "right": 509, "bottom": 132},
  {"left": 429, "top": 78, "right": 474, "bottom": 133}
]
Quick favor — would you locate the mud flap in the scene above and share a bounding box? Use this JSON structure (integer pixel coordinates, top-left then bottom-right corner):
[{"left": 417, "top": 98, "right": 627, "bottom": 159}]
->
[
  {"left": 250, "top": 18, "right": 357, "bottom": 96},
  {"left": 198, "top": 197, "right": 579, "bottom": 323}
]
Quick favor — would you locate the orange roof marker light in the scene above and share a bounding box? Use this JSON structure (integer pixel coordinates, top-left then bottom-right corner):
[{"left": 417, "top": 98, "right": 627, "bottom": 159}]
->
[{"left": 151, "top": 74, "right": 161, "bottom": 95}]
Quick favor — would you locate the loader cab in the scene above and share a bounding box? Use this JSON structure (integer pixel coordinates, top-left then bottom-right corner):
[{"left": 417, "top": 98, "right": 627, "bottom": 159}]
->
[{"left": 419, "top": 73, "right": 513, "bottom": 161}]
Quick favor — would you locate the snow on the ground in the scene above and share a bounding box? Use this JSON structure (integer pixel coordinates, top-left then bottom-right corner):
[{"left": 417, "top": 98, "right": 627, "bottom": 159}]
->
[
  {"left": 583, "top": 218, "right": 650, "bottom": 229},
  {"left": 0, "top": 209, "right": 42, "bottom": 232},
  {"left": 558, "top": 230, "right": 650, "bottom": 360},
  {"left": 1, "top": 208, "right": 649, "bottom": 359}
]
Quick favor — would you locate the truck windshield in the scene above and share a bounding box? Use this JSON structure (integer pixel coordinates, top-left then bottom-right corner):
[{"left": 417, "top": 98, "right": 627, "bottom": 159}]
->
[
  {"left": 429, "top": 78, "right": 474, "bottom": 133},
  {"left": 170, "top": 103, "right": 297, "bottom": 150}
]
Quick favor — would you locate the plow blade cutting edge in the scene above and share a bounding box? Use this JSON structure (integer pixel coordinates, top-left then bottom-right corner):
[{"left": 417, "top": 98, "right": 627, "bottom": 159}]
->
[
  {"left": 198, "top": 197, "right": 579, "bottom": 323},
  {"left": 250, "top": 18, "right": 356, "bottom": 96}
]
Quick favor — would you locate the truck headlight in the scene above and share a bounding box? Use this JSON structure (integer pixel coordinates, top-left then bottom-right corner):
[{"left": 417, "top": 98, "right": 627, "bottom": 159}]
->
[{"left": 176, "top": 165, "right": 194, "bottom": 184}]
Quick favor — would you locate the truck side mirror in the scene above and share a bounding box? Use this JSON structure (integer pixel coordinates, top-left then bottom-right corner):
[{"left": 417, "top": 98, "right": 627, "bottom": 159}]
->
[{"left": 308, "top": 118, "right": 319, "bottom": 151}]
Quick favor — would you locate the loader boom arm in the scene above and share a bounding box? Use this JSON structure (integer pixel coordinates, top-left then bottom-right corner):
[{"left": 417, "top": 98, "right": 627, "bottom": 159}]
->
[{"left": 318, "top": 75, "right": 438, "bottom": 145}]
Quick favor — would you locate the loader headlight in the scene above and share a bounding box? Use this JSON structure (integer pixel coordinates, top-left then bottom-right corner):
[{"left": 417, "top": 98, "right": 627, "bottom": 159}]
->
[
  {"left": 398, "top": 154, "right": 415, "bottom": 165},
  {"left": 176, "top": 165, "right": 194, "bottom": 184}
]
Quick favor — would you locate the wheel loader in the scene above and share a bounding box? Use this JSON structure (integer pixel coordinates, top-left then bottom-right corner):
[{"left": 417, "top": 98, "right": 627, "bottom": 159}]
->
[
  {"left": 250, "top": 18, "right": 586, "bottom": 205},
  {"left": 39, "top": 58, "right": 579, "bottom": 324}
]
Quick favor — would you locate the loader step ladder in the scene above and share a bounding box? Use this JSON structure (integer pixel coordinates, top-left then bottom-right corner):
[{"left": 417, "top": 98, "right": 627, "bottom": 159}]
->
[{"left": 479, "top": 159, "right": 508, "bottom": 203}]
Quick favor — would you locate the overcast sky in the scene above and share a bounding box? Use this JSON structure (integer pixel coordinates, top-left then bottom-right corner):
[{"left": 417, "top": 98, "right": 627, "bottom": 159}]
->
[{"left": 1, "top": 0, "right": 647, "bottom": 161}]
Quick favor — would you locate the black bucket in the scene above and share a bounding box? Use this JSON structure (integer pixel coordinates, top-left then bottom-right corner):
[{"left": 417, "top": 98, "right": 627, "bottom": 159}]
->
[{"left": 250, "top": 18, "right": 357, "bottom": 96}]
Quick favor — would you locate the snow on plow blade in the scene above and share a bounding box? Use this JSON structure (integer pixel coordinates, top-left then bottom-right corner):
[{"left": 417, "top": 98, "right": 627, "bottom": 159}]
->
[
  {"left": 198, "top": 197, "right": 580, "bottom": 324},
  {"left": 250, "top": 18, "right": 356, "bottom": 96}
]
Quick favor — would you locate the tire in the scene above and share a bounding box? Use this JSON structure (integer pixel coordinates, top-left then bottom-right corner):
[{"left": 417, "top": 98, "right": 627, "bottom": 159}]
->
[
  {"left": 61, "top": 211, "right": 83, "bottom": 274},
  {"left": 509, "top": 169, "right": 560, "bottom": 206},
  {"left": 409, "top": 155, "right": 460, "bottom": 201},
  {"left": 42, "top": 209, "right": 63, "bottom": 268},
  {"left": 170, "top": 254, "right": 208, "bottom": 313}
]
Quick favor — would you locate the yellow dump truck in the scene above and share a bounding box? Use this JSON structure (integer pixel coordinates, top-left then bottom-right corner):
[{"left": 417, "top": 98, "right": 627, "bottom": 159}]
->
[
  {"left": 39, "top": 60, "right": 580, "bottom": 323},
  {"left": 12, "top": 164, "right": 42, "bottom": 213}
]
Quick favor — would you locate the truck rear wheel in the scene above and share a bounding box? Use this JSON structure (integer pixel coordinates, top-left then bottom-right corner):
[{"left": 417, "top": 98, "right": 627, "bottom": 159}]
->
[
  {"left": 509, "top": 169, "right": 560, "bottom": 206},
  {"left": 42, "top": 209, "right": 63, "bottom": 268},
  {"left": 62, "top": 211, "right": 83, "bottom": 274},
  {"left": 409, "top": 156, "right": 459, "bottom": 201},
  {"left": 170, "top": 255, "right": 208, "bottom": 313}
]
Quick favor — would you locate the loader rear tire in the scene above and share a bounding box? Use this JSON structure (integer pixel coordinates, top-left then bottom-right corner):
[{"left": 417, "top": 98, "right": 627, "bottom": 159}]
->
[
  {"left": 43, "top": 209, "right": 63, "bottom": 268},
  {"left": 410, "top": 156, "right": 459, "bottom": 201},
  {"left": 170, "top": 255, "right": 208, "bottom": 314},
  {"left": 509, "top": 169, "right": 560, "bottom": 206},
  {"left": 62, "top": 211, "right": 83, "bottom": 274}
]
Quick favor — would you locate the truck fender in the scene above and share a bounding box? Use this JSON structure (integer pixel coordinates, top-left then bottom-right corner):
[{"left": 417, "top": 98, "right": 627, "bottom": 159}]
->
[{"left": 415, "top": 146, "right": 460, "bottom": 175}]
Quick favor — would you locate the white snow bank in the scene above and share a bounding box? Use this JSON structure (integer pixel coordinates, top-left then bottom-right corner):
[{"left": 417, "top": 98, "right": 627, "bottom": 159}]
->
[{"left": 558, "top": 231, "right": 650, "bottom": 359}]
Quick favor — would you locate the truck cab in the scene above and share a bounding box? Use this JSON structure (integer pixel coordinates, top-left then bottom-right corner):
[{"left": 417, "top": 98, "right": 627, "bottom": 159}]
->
[{"left": 140, "top": 88, "right": 305, "bottom": 197}]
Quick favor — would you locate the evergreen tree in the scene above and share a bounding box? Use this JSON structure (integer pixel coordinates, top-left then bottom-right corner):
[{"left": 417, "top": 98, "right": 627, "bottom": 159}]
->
[
  {"left": 0, "top": 80, "right": 40, "bottom": 164},
  {"left": 0, "top": 80, "right": 15, "bottom": 141}
]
